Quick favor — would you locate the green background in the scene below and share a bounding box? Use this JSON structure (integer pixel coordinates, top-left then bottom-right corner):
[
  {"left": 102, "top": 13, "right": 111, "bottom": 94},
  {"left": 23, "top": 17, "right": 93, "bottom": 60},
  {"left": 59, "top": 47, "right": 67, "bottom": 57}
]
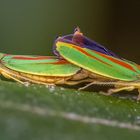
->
[
  {"left": 0, "top": 0, "right": 140, "bottom": 61},
  {"left": 0, "top": 1, "right": 140, "bottom": 139}
]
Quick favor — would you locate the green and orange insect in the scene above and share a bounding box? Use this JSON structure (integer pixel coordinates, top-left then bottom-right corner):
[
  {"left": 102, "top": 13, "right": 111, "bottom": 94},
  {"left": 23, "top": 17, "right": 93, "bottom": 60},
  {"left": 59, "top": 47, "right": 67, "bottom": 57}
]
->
[
  {"left": 1, "top": 28, "right": 140, "bottom": 100},
  {"left": 54, "top": 28, "right": 140, "bottom": 100},
  {"left": 0, "top": 54, "right": 92, "bottom": 86}
]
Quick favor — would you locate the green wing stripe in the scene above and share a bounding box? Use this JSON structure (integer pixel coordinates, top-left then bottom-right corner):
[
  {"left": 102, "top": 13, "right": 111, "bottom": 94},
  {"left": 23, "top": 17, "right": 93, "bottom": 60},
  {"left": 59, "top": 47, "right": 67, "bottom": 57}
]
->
[
  {"left": 1, "top": 55, "right": 80, "bottom": 76},
  {"left": 56, "top": 41, "right": 140, "bottom": 81}
]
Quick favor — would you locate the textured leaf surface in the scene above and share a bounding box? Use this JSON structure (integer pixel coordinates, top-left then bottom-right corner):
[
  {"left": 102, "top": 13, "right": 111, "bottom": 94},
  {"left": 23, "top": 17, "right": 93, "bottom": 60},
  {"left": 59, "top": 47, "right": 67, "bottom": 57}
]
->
[{"left": 0, "top": 80, "right": 140, "bottom": 140}]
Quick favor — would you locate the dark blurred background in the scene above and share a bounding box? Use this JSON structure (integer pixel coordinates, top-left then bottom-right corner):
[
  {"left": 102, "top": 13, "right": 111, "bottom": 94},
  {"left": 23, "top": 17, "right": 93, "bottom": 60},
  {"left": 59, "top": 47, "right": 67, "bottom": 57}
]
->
[{"left": 0, "top": 0, "right": 140, "bottom": 62}]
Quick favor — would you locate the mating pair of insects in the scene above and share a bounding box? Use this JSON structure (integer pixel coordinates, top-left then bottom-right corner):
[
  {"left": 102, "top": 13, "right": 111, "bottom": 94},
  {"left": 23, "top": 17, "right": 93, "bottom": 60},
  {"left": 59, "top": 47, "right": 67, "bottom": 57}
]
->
[{"left": 1, "top": 28, "right": 140, "bottom": 100}]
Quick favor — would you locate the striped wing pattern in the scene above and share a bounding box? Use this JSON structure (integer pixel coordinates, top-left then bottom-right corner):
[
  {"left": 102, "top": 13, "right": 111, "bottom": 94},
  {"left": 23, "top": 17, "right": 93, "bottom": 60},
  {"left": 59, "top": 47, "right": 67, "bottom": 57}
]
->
[
  {"left": 56, "top": 41, "right": 140, "bottom": 81},
  {"left": 1, "top": 55, "right": 80, "bottom": 76}
]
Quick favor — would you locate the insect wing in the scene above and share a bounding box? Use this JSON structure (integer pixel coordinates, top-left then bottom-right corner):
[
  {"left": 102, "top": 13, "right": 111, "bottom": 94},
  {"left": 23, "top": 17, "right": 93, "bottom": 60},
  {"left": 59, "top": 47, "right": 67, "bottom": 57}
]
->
[
  {"left": 56, "top": 41, "right": 140, "bottom": 81},
  {"left": 1, "top": 55, "right": 80, "bottom": 76},
  {"left": 53, "top": 28, "right": 120, "bottom": 58}
]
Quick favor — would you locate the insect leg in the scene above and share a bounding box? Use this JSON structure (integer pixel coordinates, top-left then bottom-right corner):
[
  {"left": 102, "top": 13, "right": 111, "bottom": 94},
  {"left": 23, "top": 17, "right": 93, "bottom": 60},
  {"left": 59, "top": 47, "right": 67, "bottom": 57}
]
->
[
  {"left": 78, "top": 81, "right": 114, "bottom": 90},
  {"left": 78, "top": 81, "right": 98, "bottom": 90},
  {"left": 63, "top": 79, "right": 93, "bottom": 85},
  {"left": 106, "top": 86, "right": 135, "bottom": 95},
  {"left": 1, "top": 71, "right": 29, "bottom": 85}
]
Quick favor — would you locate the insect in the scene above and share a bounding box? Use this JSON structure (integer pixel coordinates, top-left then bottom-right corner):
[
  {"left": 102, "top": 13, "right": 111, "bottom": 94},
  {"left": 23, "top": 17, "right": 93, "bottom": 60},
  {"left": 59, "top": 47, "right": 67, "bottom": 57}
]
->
[
  {"left": 53, "top": 27, "right": 120, "bottom": 58},
  {"left": 0, "top": 28, "right": 117, "bottom": 87},
  {"left": 0, "top": 54, "right": 93, "bottom": 86},
  {"left": 54, "top": 28, "right": 140, "bottom": 100}
]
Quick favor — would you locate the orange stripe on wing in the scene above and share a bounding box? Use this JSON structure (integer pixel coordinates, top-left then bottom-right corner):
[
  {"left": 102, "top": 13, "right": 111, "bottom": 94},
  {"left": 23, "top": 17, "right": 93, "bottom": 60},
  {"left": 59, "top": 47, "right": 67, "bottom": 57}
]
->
[
  {"left": 69, "top": 44, "right": 112, "bottom": 67},
  {"left": 47, "top": 60, "right": 70, "bottom": 65},
  {"left": 95, "top": 51, "right": 136, "bottom": 72},
  {"left": 12, "top": 56, "right": 54, "bottom": 60},
  {"left": 37, "top": 59, "right": 70, "bottom": 65}
]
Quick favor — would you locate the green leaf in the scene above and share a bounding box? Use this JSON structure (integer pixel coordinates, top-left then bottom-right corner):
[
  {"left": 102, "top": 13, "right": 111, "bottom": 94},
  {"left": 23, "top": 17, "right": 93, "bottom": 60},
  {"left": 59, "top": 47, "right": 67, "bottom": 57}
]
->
[{"left": 0, "top": 80, "right": 140, "bottom": 140}]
